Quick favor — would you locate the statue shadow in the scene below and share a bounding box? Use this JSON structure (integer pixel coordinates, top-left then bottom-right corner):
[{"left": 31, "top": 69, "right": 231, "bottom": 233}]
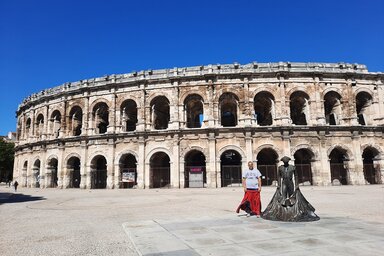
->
[{"left": 0, "top": 192, "right": 46, "bottom": 205}]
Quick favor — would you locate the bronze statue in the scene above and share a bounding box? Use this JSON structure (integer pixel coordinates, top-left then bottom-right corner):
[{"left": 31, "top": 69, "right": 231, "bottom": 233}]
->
[{"left": 261, "top": 156, "right": 320, "bottom": 222}]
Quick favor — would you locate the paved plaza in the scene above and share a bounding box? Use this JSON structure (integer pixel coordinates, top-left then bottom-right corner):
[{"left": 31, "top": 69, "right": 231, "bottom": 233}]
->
[{"left": 0, "top": 185, "right": 383, "bottom": 255}]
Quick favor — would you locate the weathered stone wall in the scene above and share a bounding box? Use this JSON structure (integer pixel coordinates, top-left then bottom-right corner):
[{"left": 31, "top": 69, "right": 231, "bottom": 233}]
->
[{"left": 13, "top": 62, "right": 384, "bottom": 189}]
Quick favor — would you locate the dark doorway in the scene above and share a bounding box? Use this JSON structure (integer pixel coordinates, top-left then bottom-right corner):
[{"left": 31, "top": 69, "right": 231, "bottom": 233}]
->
[
  {"left": 67, "top": 157, "right": 81, "bottom": 188},
  {"left": 119, "top": 154, "right": 137, "bottom": 188},
  {"left": 257, "top": 148, "right": 278, "bottom": 186},
  {"left": 184, "top": 150, "right": 206, "bottom": 188},
  {"left": 362, "top": 147, "right": 379, "bottom": 184},
  {"left": 294, "top": 149, "right": 313, "bottom": 185},
  {"left": 221, "top": 150, "right": 242, "bottom": 187},
  {"left": 329, "top": 148, "right": 348, "bottom": 185},
  {"left": 91, "top": 156, "right": 107, "bottom": 189},
  {"left": 150, "top": 152, "right": 170, "bottom": 188}
]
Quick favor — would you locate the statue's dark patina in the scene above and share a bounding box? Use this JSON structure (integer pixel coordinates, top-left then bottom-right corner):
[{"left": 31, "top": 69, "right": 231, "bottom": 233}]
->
[{"left": 261, "top": 156, "right": 320, "bottom": 222}]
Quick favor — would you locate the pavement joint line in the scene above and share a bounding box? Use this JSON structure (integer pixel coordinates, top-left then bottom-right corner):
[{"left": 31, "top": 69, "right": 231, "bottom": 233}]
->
[{"left": 122, "top": 222, "right": 142, "bottom": 256}]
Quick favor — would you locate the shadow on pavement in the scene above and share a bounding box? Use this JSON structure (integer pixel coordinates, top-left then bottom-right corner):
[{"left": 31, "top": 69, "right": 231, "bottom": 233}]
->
[{"left": 0, "top": 192, "right": 46, "bottom": 205}]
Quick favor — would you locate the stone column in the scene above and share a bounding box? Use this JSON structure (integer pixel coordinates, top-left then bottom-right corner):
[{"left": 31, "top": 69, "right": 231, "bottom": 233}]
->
[
  {"left": 206, "top": 81, "right": 216, "bottom": 127},
  {"left": 169, "top": 83, "right": 180, "bottom": 130},
  {"left": 114, "top": 162, "right": 121, "bottom": 189},
  {"left": 282, "top": 130, "right": 291, "bottom": 157},
  {"left": 278, "top": 81, "right": 291, "bottom": 125},
  {"left": 319, "top": 133, "right": 332, "bottom": 185},
  {"left": 85, "top": 163, "right": 92, "bottom": 189},
  {"left": 179, "top": 159, "right": 185, "bottom": 188},
  {"left": 107, "top": 139, "right": 115, "bottom": 189},
  {"left": 30, "top": 109, "right": 35, "bottom": 142},
  {"left": 242, "top": 78, "right": 252, "bottom": 126},
  {"left": 351, "top": 132, "right": 364, "bottom": 184},
  {"left": 137, "top": 87, "right": 146, "bottom": 132},
  {"left": 245, "top": 132, "right": 253, "bottom": 161},
  {"left": 108, "top": 89, "right": 116, "bottom": 133},
  {"left": 80, "top": 141, "right": 88, "bottom": 189},
  {"left": 59, "top": 100, "right": 67, "bottom": 138},
  {"left": 315, "top": 80, "right": 326, "bottom": 125},
  {"left": 137, "top": 138, "right": 146, "bottom": 188},
  {"left": 310, "top": 158, "right": 322, "bottom": 186},
  {"left": 171, "top": 134, "right": 180, "bottom": 188},
  {"left": 207, "top": 132, "right": 217, "bottom": 187},
  {"left": 83, "top": 94, "right": 90, "bottom": 136}
]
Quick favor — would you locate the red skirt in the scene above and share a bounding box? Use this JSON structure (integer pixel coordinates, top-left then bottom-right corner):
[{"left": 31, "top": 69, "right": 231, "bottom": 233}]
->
[{"left": 236, "top": 190, "right": 261, "bottom": 215}]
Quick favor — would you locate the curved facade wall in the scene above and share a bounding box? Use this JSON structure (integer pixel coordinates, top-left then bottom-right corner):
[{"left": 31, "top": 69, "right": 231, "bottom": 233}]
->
[{"left": 13, "top": 62, "right": 384, "bottom": 189}]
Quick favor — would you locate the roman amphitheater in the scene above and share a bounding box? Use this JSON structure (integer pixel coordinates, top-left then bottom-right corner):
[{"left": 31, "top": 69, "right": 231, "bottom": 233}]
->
[{"left": 13, "top": 62, "right": 384, "bottom": 189}]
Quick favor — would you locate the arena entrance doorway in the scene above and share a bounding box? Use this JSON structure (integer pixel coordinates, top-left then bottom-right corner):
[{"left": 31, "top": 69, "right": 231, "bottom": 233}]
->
[
  {"left": 91, "top": 156, "right": 107, "bottom": 189},
  {"left": 329, "top": 148, "right": 348, "bottom": 185},
  {"left": 150, "top": 152, "right": 170, "bottom": 188},
  {"left": 362, "top": 147, "right": 380, "bottom": 184},
  {"left": 257, "top": 148, "right": 278, "bottom": 186},
  {"left": 221, "top": 150, "right": 242, "bottom": 187},
  {"left": 184, "top": 150, "right": 206, "bottom": 188},
  {"left": 119, "top": 154, "right": 137, "bottom": 188},
  {"left": 67, "top": 157, "right": 81, "bottom": 188},
  {"left": 294, "top": 149, "right": 313, "bottom": 185}
]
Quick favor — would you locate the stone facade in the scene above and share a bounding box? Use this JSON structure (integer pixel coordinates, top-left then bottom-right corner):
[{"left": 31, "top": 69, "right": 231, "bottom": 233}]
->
[{"left": 13, "top": 62, "right": 384, "bottom": 189}]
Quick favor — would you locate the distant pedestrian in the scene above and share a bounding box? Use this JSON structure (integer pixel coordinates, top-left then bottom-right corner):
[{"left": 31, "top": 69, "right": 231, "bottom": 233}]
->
[{"left": 13, "top": 181, "right": 19, "bottom": 192}]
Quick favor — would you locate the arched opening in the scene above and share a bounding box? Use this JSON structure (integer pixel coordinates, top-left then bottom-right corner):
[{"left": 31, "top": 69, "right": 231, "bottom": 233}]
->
[
  {"left": 50, "top": 110, "right": 61, "bottom": 138},
  {"left": 294, "top": 149, "right": 314, "bottom": 185},
  {"left": 219, "top": 93, "right": 238, "bottom": 127},
  {"left": 93, "top": 102, "right": 109, "bottom": 134},
  {"left": 47, "top": 158, "right": 58, "bottom": 188},
  {"left": 68, "top": 106, "right": 83, "bottom": 136},
  {"left": 329, "top": 148, "right": 348, "bottom": 185},
  {"left": 362, "top": 147, "right": 380, "bottom": 184},
  {"left": 220, "top": 150, "right": 242, "bottom": 187},
  {"left": 324, "top": 91, "right": 342, "bottom": 125},
  {"left": 26, "top": 118, "right": 31, "bottom": 137},
  {"left": 150, "top": 152, "right": 170, "bottom": 188},
  {"left": 90, "top": 155, "right": 107, "bottom": 189},
  {"left": 184, "top": 94, "right": 204, "bottom": 128},
  {"left": 257, "top": 148, "right": 278, "bottom": 186},
  {"left": 121, "top": 100, "right": 137, "bottom": 132},
  {"left": 151, "top": 96, "right": 170, "bottom": 130},
  {"left": 356, "top": 92, "right": 373, "bottom": 125},
  {"left": 36, "top": 114, "right": 44, "bottom": 137},
  {"left": 67, "top": 157, "right": 81, "bottom": 188},
  {"left": 119, "top": 154, "right": 137, "bottom": 188},
  {"left": 254, "top": 92, "right": 274, "bottom": 126},
  {"left": 184, "top": 150, "right": 206, "bottom": 188},
  {"left": 290, "top": 91, "right": 310, "bottom": 125},
  {"left": 33, "top": 159, "right": 41, "bottom": 188}
]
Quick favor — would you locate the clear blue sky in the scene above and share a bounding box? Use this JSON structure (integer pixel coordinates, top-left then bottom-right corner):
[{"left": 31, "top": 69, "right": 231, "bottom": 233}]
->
[{"left": 0, "top": 0, "right": 383, "bottom": 135}]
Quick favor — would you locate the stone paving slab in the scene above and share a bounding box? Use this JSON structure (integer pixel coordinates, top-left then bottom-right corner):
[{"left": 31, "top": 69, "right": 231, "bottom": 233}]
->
[{"left": 123, "top": 215, "right": 384, "bottom": 256}]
